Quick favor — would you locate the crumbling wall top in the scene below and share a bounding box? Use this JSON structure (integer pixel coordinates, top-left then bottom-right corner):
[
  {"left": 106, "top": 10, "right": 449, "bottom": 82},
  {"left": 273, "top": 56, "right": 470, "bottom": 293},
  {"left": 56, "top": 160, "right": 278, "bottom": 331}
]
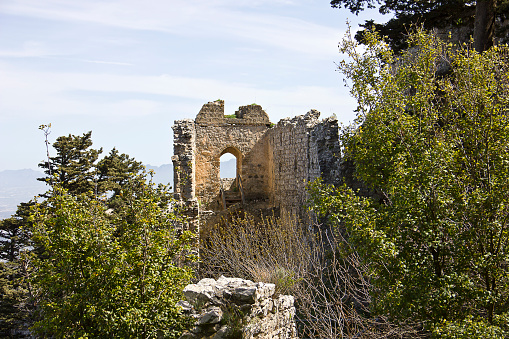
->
[
  {"left": 234, "top": 104, "right": 270, "bottom": 124},
  {"left": 195, "top": 100, "right": 225, "bottom": 124},
  {"left": 195, "top": 100, "right": 271, "bottom": 126},
  {"left": 275, "top": 109, "right": 321, "bottom": 129}
]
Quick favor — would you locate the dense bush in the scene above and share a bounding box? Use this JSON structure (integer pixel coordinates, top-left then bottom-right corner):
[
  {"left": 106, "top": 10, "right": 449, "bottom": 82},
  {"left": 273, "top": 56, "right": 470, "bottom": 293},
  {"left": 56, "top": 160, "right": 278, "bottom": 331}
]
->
[
  {"left": 309, "top": 28, "right": 509, "bottom": 336},
  {"left": 29, "top": 178, "right": 196, "bottom": 338}
]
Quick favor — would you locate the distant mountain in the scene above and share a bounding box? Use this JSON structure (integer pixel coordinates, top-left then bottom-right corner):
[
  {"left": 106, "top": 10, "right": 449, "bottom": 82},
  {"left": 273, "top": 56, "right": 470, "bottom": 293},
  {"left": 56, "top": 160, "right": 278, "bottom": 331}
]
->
[
  {"left": 0, "top": 166, "right": 175, "bottom": 219},
  {"left": 0, "top": 161, "right": 237, "bottom": 220},
  {"left": 145, "top": 164, "right": 173, "bottom": 187},
  {"left": 0, "top": 169, "right": 47, "bottom": 219}
]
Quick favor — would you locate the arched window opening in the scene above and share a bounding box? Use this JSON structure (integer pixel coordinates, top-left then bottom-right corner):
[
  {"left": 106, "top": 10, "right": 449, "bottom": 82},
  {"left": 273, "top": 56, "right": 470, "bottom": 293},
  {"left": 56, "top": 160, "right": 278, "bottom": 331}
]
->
[
  {"left": 219, "top": 147, "right": 242, "bottom": 181},
  {"left": 220, "top": 153, "right": 236, "bottom": 179},
  {"left": 218, "top": 147, "right": 244, "bottom": 209}
]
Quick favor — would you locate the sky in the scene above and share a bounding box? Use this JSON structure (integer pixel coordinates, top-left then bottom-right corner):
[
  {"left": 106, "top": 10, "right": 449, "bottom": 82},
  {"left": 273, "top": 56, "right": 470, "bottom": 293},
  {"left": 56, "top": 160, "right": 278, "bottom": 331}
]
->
[{"left": 0, "top": 0, "right": 386, "bottom": 171}]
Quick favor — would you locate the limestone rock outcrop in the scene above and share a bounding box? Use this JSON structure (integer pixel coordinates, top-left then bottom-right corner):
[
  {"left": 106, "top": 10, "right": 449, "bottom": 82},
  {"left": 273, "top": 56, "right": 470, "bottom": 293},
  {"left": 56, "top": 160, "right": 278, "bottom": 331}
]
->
[{"left": 178, "top": 276, "right": 297, "bottom": 339}]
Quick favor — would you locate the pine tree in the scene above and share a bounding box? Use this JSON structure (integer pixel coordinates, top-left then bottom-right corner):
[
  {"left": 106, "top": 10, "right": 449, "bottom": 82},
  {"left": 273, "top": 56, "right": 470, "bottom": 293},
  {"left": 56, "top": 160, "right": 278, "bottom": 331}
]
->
[
  {"left": 1, "top": 128, "right": 156, "bottom": 337},
  {"left": 37, "top": 131, "right": 102, "bottom": 195},
  {"left": 0, "top": 215, "right": 33, "bottom": 338},
  {"left": 0, "top": 261, "right": 31, "bottom": 338},
  {"left": 96, "top": 147, "right": 144, "bottom": 198}
]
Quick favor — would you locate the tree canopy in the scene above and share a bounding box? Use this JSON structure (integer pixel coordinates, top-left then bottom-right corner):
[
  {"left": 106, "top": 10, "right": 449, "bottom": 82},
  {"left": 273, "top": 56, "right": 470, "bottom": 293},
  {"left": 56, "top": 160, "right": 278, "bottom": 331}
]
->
[
  {"left": 1, "top": 129, "right": 192, "bottom": 338},
  {"left": 309, "top": 28, "right": 509, "bottom": 337},
  {"left": 29, "top": 179, "right": 195, "bottom": 338},
  {"left": 331, "top": 0, "right": 509, "bottom": 52},
  {"left": 37, "top": 131, "right": 143, "bottom": 199}
]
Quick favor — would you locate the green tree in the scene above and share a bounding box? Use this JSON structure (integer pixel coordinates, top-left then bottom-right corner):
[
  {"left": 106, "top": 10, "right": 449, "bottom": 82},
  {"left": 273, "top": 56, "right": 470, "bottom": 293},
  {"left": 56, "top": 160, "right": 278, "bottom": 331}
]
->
[
  {"left": 331, "top": 0, "right": 509, "bottom": 52},
  {"left": 37, "top": 131, "right": 146, "bottom": 201},
  {"left": 38, "top": 131, "right": 102, "bottom": 195},
  {"left": 309, "top": 29, "right": 509, "bottom": 336},
  {"left": 1, "top": 127, "right": 183, "bottom": 338},
  {"left": 0, "top": 205, "right": 38, "bottom": 338},
  {"left": 0, "top": 261, "right": 31, "bottom": 338},
  {"left": 96, "top": 147, "right": 144, "bottom": 196},
  {"left": 0, "top": 217, "right": 29, "bottom": 263},
  {"left": 29, "top": 175, "right": 195, "bottom": 338}
]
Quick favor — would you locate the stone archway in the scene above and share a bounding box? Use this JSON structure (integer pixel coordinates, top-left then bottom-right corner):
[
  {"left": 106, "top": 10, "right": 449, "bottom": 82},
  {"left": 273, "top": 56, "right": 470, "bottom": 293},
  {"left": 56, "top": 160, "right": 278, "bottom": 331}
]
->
[
  {"left": 219, "top": 146, "right": 242, "bottom": 180},
  {"left": 172, "top": 100, "right": 272, "bottom": 214},
  {"left": 172, "top": 100, "right": 343, "bottom": 234}
]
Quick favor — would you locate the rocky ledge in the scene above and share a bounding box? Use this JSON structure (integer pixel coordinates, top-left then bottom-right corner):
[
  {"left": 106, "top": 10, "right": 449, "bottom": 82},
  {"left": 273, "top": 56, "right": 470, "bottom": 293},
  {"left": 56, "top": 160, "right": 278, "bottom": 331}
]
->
[{"left": 178, "top": 276, "right": 297, "bottom": 339}]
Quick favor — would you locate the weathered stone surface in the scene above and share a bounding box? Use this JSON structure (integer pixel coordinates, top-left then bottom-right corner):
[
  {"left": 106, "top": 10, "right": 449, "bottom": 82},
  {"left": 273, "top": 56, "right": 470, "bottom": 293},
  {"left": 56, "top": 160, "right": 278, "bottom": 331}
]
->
[
  {"left": 172, "top": 101, "right": 342, "bottom": 233},
  {"left": 180, "top": 333, "right": 198, "bottom": 339},
  {"left": 211, "top": 325, "right": 228, "bottom": 339},
  {"left": 183, "top": 283, "right": 217, "bottom": 304},
  {"left": 278, "top": 295, "right": 294, "bottom": 309},
  {"left": 176, "top": 300, "right": 193, "bottom": 313},
  {"left": 232, "top": 285, "right": 258, "bottom": 304},
  {"left": 198, "top": 306, "right": 223, "bottom": 325},
  {"left": 256, "top": 281, "right": 276, "bottom": 300},
  {"left": 178, "top": 277, "right": 297, "bottom": 339}
]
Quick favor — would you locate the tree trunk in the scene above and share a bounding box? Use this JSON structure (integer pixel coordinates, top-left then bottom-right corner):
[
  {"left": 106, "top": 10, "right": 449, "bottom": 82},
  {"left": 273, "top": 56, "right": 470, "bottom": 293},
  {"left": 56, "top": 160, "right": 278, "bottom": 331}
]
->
[{"left": 474, "top": 0, "right": 496, "bottom": 52}]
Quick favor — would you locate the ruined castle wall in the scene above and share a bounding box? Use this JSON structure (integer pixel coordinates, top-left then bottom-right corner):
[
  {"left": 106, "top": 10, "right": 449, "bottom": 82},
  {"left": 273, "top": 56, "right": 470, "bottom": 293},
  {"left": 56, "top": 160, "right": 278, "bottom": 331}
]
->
[
  {"left": 268, "top": 111, "right": 320, "bottom": 217},
  {"left": 172, "top": 119, "right": 200, "bottom": 232},
  {"left": 171, "top": 117, "right": 201, "bottom": 234},
  {"left": 172, "top": 101, "right": 342, "bottom": 231},
  {"left": 176, "top": 101, "right": 272, "bottom": 212},
  {"left": 194, "top": 124, "right": 270, "bottom": 209},
  {"left": 268, "top": 110, "right": 341, "bottom": 218},
  {"left": 311, "top": 116, "right": 342, "bottom": 188},
  {"left": 172, "top": 119, "right": 196, "bottom": 201}
]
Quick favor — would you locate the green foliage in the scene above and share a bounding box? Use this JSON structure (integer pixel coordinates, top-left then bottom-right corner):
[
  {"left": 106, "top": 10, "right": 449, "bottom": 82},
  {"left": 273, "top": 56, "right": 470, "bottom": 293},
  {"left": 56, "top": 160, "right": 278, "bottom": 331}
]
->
[
  {"left": 432, "top": 315, "right": 509, "bottom": 339},
  {"left": 96, "top": 147, "right": 144, "bottom": 196},
  {"left": 1, "top": 127, "right": 184, "bottom": 337},
  {"left": 37, "top": 131, "right": 143, "bottom": 198},
  {"left": 38, "top": 131, "right": 102, "bottom": 195},
  {"left": 0, "top": 261, "right": 31, "bottom": 338},
  {"left": 0, "top": 210, "right": 35, "bottom": 337},
  {"left": 309, "top": 28, "right": 509, "bottom": 334},
  {"left": 0, "top": 217, "right": 29, "bottom": 262},
  {"left": 29, "top": 178, "right": 195, "bottom": 338},
  {"left": 225, "top": 114, "right": 237, "bottom": 118},
  {"left": 270, "top": 267, "right": 301, "bottom": 296},
  {"left": 331, "top": 0, "right": 509, "bottom": 52},
  {"left": 221, "top": 304, "right": 244, "bottom": 339}
]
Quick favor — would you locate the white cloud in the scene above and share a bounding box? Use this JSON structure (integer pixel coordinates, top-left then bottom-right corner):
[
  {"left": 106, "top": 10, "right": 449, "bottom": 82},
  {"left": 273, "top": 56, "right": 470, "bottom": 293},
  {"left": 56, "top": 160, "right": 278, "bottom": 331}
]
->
[
  {"left": 0, "top": 40, "right": 53, "bottom": 57},
  {"left": 78, "top": 59, "right": 133, "bottom": 66},
  {"left": 0, "top": 0, "right": 361, "bottom": 171},
  {"left": 1, "top": 0, "right": 343, "bottom": 58},
  {"left": 0, "top": 62, "right": 354, "bottom": 122}
]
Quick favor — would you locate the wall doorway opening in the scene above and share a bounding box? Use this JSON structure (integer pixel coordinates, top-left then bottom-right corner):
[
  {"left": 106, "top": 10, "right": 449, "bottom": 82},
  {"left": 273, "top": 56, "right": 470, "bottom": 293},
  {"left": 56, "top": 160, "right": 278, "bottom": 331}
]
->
[
  {"left": 220, "top": 153, "right": 236, "bottom": 179},
  {"left": 219, "top": 147, "right": 242, "bottom": 180},
  {"left": 219, "top": 147, "right": 243, "bottom": 209}
]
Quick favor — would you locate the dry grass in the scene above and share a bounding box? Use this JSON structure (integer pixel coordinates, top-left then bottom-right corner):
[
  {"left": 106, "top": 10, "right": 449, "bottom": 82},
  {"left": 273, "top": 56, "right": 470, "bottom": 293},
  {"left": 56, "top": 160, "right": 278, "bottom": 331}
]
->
[{"left": 200, "top": 212, "right": 427, "bottom": 338}]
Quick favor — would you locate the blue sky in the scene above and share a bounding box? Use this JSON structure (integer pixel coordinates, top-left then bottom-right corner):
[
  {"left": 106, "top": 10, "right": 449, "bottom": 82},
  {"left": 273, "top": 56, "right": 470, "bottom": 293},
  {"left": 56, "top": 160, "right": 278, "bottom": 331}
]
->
[{"left": 0, "top": 0, "right": 386, "bottom": 171}]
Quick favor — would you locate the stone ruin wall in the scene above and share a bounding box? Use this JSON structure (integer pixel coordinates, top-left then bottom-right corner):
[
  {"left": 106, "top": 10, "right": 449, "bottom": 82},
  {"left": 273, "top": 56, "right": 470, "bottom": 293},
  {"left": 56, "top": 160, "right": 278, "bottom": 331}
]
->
[
  {"left": 266, "top": 109, "right": 342, "bottom": 218},
  {"left": 172, "top": 101, "right": 342, "bottom": 232},
  {"left": 268, "top": 110, "right": 318, "bottom": 217},
  {"left": 193, "top": 101, "right": 272, "bottom": 210},
  {"left": 179, "top": 276, "right": 297, "bottom": 339},
  {"left": 172, "top": 119, "right": 199, "bottom": 232}
]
